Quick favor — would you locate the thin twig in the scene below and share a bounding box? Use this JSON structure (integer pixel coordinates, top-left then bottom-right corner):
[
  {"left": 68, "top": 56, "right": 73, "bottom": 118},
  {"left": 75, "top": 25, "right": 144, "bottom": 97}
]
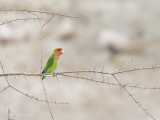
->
[
  {"left": 0, "top": 8, "right": 78, "bottom": 18},
  {"left": 112, "top": 74, "right": 155, "bottom": 120},
  {"left": 40, "top": 16, "right": 54, "bottom": 120},
  {"left": 0, "top": 17, "right": 42, "bottom": 26},
  {"left": 58, "top": 73, "right": 160, "bottom": 90},
  {"left": 113, "top": 66, "right": 160, "bottom": 75},
  {"left": 0, "top": 65, "right": 159, "bottom": 77},
  {"left": 0, "top": 72, "right": 160, "bottom": 90},
  {"left": 42, "top": 14, "right": 54, "bottom": 27},
  {"left": 0, "top": 61, "right": 10, "bottom": 85},
  {"left": 10, "top": 85, "right": 68, "bottom": 105},
  {"left": 0, "top": 86, "right": 10, "bottom": 93},
  {"left": 0, "top": 62, "right": 67, "bottom": 105}
]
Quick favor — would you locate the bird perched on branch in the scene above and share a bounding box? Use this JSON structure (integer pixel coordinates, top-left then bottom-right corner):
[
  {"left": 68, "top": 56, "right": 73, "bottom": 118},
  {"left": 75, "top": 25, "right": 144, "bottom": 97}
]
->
[{"left": 42, "top": 48, "right": 63, "bottom": 80}]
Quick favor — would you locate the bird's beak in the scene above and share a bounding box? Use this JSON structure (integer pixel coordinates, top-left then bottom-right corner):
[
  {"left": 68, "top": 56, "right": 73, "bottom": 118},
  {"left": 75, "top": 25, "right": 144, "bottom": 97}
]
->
[{"left": 61, "top": 50, "right": 64, "bottom": 55}]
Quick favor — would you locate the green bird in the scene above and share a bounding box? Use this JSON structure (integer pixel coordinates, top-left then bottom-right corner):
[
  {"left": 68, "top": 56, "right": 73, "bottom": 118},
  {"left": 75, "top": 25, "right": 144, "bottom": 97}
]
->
[{"left": 42, "top": 48, "right": 63, "bottom": 80}]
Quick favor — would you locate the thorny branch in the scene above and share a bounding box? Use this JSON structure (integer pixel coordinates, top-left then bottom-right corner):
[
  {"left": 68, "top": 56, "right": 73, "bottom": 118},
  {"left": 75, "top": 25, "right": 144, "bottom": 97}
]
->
[
  {"left": 0, "top": 72, "right": 160, "bottom": 90},
  {"left": 1, "top": 64, "right": 158, "bottom": 119},
  {"left": 42, "top": 14, "right": 54, "bottom": 28},
  {"left": 0, "top": 8, "right": 78, "bottom": 18},
  {"left": 112, "top": 75, "right": 156, "bottom": 120},
  {"left": 0, "top": 86, "right": 10, "bottom": 93},
  {"left": 0, "top": 66, "right": 160, "bottom": 90},
  {"left": 0, "top": 62, "right": 68, "bottom": 105},
  {"left": 0, "top": 17, "right": 42, "bottom": 26},
  {"left": 0, "top": 7, "right": 159, "bottom": 120},
  {"left": 39, "top": 12, "right": 55, "bottom": 120},
  {"left": 1, "top": 65, "right": 160, "bottom": 77},
  {"left": 0, "top": 8, "right": 72, "bottom": 119}
]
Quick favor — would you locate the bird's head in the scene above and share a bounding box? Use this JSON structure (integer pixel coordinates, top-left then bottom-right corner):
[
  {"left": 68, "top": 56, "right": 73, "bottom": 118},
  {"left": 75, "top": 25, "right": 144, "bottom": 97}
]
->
[{"left": 54, "top": 48, "right": 63, "bottom": 59}]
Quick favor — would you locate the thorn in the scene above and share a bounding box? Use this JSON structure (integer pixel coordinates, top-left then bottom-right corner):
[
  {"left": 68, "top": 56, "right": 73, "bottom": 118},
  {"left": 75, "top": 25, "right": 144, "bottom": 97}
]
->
[
  {"left": 77, "top": 72, "right": 79, "bottom": 82},
  {"left": 101, "top": 65, "right": 105, "bottom": 81},
  {"left": 55, "top": 73, "right": 59, "bottom": 82},
  {"left": 93, "top": 66, "right": 96, "bottom": 77}
]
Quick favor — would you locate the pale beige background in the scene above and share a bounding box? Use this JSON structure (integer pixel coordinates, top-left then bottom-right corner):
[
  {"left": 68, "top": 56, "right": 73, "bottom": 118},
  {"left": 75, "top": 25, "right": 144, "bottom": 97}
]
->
[{"left": 0, "top": 0, "right": 160, "bottom": 120}]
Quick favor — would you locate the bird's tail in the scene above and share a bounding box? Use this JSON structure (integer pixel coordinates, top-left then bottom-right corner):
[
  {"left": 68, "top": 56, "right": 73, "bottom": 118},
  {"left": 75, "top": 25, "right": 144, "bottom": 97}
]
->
[
  {"left": 42, "top": 70, "right": 46, "bottom": 80},
  {"left": 42, "top": 76, "right": 46, "bottom": 80}
]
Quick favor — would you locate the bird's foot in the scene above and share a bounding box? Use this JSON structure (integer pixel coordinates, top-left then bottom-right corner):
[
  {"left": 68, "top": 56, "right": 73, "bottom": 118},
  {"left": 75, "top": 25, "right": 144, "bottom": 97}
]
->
[{"left": 53, "top": 72, "right": 56, "bottom": 77}]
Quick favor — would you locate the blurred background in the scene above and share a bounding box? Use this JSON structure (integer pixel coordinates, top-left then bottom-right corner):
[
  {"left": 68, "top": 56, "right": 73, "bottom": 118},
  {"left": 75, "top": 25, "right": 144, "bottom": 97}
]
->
[{"left": 0, "top": 0, "right": 160, "bottom": 120}]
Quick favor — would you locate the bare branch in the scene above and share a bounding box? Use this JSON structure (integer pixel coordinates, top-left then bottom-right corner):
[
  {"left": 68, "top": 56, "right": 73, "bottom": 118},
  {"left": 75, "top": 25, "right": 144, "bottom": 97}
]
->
[
  {"left": 0, "top": 86, "right": 10, "bottom": 94},
  {"left": 113, "top": 66, "right": 160, "bottom": 75},
  {"left": 0, "top": 8, "right": 78, "bottom": 18},
  {"left": 0, "top": 61, "right": 10, "bottom": 85},
  {"left": 42, "top": 14, "right": 54, "bottom": 28},
  {"left": 0, "top": 7, "right": 159, "bottom": 120},
  {"left": 0, "top": 17, "right": 42, "bottom": 26},
  {"left": 40, "top": 15, "right": 54, "bottom": 120},
  {"left": 1, "top": 65, "right": 159, "bottom": 77},
  {"left": 0, "top": 62, "right": 67, "bottom": 105},
  {"left": 112, "top": 75, "right": 156, "bottom": 120},
  {"left": 10, "top": 85, "right": 68, "bottom": 105},
  {"left": 0, "top": 71, "right": 160, "bottom": 90},
  {"left": 58, "top": 73, "right": 160, "bottom": 90}
]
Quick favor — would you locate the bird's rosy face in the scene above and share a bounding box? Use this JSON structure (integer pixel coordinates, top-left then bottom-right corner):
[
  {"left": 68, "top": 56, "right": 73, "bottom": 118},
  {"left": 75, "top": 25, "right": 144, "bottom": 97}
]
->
[{"left": 56, "top": 48, "right": 63, "bottom": 59}]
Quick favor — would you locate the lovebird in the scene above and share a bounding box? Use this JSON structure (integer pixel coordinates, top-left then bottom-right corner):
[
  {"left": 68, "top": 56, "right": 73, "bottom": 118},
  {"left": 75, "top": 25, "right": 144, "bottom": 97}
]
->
[{"left": 42, "top": 48, "right": 63, "bottom": 80}]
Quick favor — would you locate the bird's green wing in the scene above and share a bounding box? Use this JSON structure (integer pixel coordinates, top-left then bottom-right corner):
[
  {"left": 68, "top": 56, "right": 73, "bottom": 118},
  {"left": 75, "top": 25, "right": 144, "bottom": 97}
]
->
[{"left": 42, "top": 56, "right": 54, "bottom": 73}]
